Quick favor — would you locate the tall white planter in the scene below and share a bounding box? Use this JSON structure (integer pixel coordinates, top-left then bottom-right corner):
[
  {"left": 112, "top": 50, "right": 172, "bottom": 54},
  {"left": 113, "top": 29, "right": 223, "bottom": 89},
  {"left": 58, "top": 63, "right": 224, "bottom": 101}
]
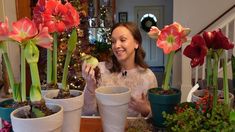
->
[
  {"left": 95, "top": 86, "right": 131, "bottom": 132},
  {"left": 44, "top": 89, "right": 84, "bottom": 132},
  {"left": 10, "top": 103, "right": 63, "bottom": 132}
]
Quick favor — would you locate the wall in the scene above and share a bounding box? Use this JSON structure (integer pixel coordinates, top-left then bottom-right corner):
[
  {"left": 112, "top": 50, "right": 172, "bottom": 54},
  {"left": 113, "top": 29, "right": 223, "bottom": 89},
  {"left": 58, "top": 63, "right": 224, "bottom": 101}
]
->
[
  {"left": 173, "top": 0, "right": 235, "bottom": 101},
  {"left": 173, "top": 0, "right": 235, "bottom": 36},
  {"left": 115, "top": 0, "right": 173, "bottom": 25},
  {"left": 0, "top": 0, "right": 20, "bottom": 82}
]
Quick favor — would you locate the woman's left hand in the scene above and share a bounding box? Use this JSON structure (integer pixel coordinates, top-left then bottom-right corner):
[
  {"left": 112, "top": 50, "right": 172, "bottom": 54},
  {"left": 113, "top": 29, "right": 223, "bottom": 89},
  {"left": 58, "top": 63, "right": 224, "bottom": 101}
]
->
[{"left": 129, "top": 93, "right": 150, "bottom": 117}]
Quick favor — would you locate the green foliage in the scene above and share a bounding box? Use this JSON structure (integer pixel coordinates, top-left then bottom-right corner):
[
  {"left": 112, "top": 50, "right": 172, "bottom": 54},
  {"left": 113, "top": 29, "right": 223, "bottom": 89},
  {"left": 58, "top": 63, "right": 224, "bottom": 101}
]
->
[{"left": 163, "top": 102, "right": 235, "bottom": 131}]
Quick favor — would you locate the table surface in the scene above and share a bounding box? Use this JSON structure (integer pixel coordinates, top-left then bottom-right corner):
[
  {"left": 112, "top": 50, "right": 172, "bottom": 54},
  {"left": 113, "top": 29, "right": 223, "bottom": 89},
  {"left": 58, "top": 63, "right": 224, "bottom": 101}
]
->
[{"left": 79, "top": 116, "right": 167, "bottom": 132}]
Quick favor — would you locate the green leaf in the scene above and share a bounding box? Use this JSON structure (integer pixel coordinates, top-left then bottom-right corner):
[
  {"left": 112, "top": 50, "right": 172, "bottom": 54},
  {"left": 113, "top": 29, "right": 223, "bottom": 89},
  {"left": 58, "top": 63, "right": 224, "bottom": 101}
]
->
[
  {"left": 67, "top": 29, "right": 77, "bottom": 53},
  {"left": 229, "top": 111, "right": 235, "bottom": 122},
  {"left": 32, "top": 107, "right": 45, "bottom": 118}
]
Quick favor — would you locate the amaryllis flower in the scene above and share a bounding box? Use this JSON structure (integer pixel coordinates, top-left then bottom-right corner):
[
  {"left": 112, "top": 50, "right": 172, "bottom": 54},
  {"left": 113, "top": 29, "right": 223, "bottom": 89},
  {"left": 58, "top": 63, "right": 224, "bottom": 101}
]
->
[
  {"left": 42, "top": 0, "right": 68, "bottom": 33},
  {"left": 32, "top": 0, "right": 46, "bottom": 28},
  {"left": 157, "top": 22, "right": 190, "bottom": 54},
  {"left": 148, "top": 22, "right": 190, "bottom": 90},
  {"left": 212, "top": 29, "right": 234, "bottom": 50},
  {"left": 10, "top": 17, "right": 38, "bottom": 43},
  {"left": 148, "top": 26, "right": 160, "bottom": 39},
  {"left": 183, "top": 35, "right": 208, "bottom": 67},
  {"left": 203, "top": 29, "right": 234, "bottom": 50},
  {"left": 65, "top": 2, "right": 80, "bottom": 29},
  {"left": 34, "top": 27, "right": 53, "bottom": 50},
  {"left": 9, "top": 17, "right": 52, "bottom": 50},
  {"left": 0, "top": 17, "right": 9, "bottom": 41}
]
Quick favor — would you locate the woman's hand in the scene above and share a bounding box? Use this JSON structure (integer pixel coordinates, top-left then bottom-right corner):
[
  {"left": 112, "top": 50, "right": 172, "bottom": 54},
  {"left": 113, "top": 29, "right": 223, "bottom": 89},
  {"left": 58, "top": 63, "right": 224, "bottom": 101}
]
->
[
  {"left": 82, "top": 62, "right": 97, "bottom": 93},
  {"left": 129, "top": 93, "right": 151, "bottom": 117}
]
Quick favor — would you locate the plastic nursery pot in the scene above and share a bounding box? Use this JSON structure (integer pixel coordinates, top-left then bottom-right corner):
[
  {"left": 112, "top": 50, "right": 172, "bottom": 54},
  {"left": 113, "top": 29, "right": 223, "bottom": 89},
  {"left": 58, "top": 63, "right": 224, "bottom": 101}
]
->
[
  {"left": 0, "top": 98, "right": 15, "bottom": 122},
  {"left": 148, "top": 87, "right": 181, "bottom": 127}
]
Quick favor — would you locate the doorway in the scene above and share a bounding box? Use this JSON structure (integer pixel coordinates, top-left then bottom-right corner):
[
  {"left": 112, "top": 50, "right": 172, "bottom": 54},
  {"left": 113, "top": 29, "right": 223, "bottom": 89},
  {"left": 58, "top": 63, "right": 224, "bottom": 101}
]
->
[
  {"left": 134, "top": 6, "right": 165, "bottom": 86},
  {"left": 134, "top": 6, "right": 164, "bottom": 67}
]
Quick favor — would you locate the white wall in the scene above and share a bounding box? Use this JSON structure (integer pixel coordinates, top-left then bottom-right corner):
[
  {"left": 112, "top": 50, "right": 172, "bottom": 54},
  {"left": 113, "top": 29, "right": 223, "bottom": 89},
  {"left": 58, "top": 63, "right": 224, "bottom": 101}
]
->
[
  {"left": 0, "top": 0, "right": 20, "bottom": 82},
  {"left": 173, "top": 0, "right": 235, "bottom": 36}
]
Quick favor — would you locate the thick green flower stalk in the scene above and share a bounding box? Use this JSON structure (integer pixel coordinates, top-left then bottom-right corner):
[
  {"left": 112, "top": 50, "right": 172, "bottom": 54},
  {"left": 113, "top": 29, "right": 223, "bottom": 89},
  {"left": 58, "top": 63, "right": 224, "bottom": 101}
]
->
[
  {"left": 47, "top": 32, "right": 58, "bottom": 85},
  {"left": 162, "top": 51, "right": 175, "bottom": 90},
  {"left": 24, "top": 41, "right": 42, "bottom": 102},
  {"left": 222, "top": 52, "right": 230, "bottom": 108},
  {"left": 20, "top": 45, "right": 26, "bottom": 102},
  {"left": 0, "top": 42, "right": 21, "bottom": 102},
  {"left": 212, "top": 52, "right": 219, "bottom": 110},
  {"left": 62, "top": 29, "right": 77, "bottom": 91}
]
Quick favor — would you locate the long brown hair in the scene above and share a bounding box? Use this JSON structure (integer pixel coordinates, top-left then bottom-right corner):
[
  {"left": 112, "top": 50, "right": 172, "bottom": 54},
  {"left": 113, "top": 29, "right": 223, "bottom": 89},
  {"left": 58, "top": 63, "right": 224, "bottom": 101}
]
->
[{"left": 108, "top": 22, "right": 149, "bottom": 73}]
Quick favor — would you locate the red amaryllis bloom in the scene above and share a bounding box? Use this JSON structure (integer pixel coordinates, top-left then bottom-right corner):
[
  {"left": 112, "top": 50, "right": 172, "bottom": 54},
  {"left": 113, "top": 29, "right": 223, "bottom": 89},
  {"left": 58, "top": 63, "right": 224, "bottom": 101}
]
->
[
  {"left": 183, "top": 35, "right": 208, "bottom": 67},
  {"left": 43, "top": 0, "right": 68, "bottom": 33},
  {"left": 65, "top": 2, "right": 80, "bottom": 29},
  {"left": 157, "top": 22, "right": 190, "bottom": 54},
  {"left": 213, "top": 29, "right": 234, "bottom": 50},
  {"left": 10, "top": 17, "right": 38, "bottom": 43},
  {"left": 203, "top": 29, "right": 234, "bottom": 50},
  {"left": 0, "top": 17, "right": 9, "bottom": 41},
  {"left": 32, "top": 0, "right": 46, "bottom": 28},
  {"left": 43, "top": 0, "right": 79, "bottom": 33}
]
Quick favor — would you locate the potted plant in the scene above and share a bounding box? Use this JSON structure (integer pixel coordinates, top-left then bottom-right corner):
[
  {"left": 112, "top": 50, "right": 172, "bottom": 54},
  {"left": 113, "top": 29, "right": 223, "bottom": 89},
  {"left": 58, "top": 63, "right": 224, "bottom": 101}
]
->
[
  {"left": 162, "top": 28, "right": 235, "bottom": 131},
  {"left": 147, "top": 22, "right": 191, "bottom": 127},
  {"left": 183, "top": 29, "right": 234, "bottom": 109},
  {"left": 33, "top": 0, "right": 85, "bottom": 131},
  {"left": 0, "top": 16, "right": 64, "bottom": 132}
]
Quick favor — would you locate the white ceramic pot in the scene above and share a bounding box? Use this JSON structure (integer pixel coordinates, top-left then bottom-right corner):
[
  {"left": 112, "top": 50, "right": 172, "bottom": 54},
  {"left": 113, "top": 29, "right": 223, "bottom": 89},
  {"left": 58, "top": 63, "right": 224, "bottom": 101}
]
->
[
  {"left": 10, "top": 103, "right": 63, "bottom": 132},
  {"left": 44, "top": 89, "right": 84, "bottom": 132},
  {"left": 95, "top": 86, "right": 131, "bottom": 132},
  {"left": 41, "top": 83, "right": 62, "bottom": 97}
]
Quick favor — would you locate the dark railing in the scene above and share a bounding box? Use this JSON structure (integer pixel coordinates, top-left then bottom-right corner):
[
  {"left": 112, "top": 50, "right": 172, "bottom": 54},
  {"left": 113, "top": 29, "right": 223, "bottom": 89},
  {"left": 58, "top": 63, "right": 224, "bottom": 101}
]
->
[{"left": 197, "top": 4, "right": 235, "bottom": 34}]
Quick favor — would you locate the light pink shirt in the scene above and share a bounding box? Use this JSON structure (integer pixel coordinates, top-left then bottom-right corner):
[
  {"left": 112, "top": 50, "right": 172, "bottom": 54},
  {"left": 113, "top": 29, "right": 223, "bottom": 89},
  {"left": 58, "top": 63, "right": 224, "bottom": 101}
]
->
[{"left": 82, "top": 62, "right": 158, "bottom": 117}]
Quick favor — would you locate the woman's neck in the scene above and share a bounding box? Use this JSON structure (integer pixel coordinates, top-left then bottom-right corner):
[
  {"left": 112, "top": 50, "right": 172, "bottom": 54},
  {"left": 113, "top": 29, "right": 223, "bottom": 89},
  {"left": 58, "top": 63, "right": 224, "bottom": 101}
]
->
[{"left": 121, "top": 62, "right": 136, "bottom": 70}]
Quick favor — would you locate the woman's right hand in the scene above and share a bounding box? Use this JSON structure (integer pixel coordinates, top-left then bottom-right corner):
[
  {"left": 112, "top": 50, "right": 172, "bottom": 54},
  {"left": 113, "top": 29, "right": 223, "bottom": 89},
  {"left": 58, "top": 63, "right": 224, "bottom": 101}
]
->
[{"left": 82, "top": 62, "right": 97, "bottom": 92}]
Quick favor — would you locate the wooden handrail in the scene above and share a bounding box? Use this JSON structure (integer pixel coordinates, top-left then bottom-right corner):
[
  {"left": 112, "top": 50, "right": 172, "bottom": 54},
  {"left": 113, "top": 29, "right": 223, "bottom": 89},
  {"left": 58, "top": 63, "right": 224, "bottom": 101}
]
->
[{"left": 197, "top": 4, "right": 235, "bottom": 34}]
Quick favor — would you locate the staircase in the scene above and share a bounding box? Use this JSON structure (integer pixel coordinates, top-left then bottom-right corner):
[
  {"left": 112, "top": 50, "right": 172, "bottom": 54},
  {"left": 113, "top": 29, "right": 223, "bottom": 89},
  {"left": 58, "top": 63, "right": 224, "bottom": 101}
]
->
[{"left": 180, "top": 4, "right": 235, "bottom": 102}]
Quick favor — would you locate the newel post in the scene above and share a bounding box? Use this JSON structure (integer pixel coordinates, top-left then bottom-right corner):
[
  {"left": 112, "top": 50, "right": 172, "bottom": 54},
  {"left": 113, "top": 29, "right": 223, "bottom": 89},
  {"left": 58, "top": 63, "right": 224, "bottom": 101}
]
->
[{"left": 172, "top": 39, "right": 192, "bottom": 102}]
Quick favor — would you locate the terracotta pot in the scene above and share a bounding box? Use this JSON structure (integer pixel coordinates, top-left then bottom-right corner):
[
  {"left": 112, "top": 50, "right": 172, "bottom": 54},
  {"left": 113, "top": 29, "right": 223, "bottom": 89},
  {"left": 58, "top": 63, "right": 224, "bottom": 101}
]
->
[
  {"left": 10, "top": 103, "right": 63, "bottom": 132},
  {"left": 44, "top": 89, "right": 84, "bottom": 132},
  {"left": 95, "top": 86, "right": 131, "bottom": 132}
]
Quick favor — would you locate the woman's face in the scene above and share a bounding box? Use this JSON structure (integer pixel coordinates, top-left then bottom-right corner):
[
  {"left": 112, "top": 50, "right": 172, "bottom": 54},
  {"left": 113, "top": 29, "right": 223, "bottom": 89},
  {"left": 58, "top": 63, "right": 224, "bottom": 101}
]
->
[{"left": 111, "top": 26, "right": 139, "bottom": 64}]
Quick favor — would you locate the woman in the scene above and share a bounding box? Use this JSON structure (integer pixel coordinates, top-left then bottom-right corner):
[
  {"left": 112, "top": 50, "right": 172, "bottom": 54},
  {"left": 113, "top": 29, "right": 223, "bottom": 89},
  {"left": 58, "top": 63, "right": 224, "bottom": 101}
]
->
[{"left": 82, "top": 22, "right": 157, "bottom": 117}]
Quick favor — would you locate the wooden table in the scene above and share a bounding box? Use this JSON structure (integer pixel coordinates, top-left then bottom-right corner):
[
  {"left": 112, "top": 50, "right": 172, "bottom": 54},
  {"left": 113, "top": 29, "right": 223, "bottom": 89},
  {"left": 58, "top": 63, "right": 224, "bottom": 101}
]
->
[{"left": 80, "top": 116, "right": 103, "bottom": 132}]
